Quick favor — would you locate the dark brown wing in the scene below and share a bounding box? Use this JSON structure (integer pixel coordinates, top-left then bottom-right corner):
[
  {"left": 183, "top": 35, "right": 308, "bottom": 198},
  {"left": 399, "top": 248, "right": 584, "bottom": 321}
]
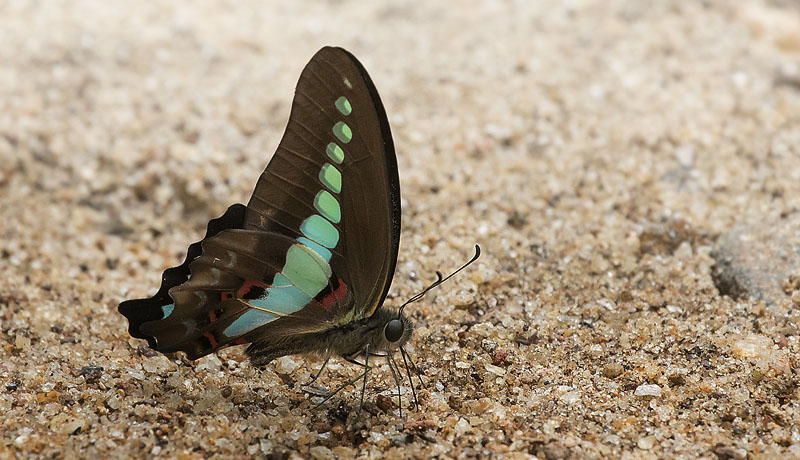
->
[
  {"left": 118, "top": 47, "right": 400, "bottom": 360},
  {"left": 139, "top": 229, "right": 346, "bottom": 359},
  {"left": 244, "top": 46, "right": 400, "bottom": 325}
]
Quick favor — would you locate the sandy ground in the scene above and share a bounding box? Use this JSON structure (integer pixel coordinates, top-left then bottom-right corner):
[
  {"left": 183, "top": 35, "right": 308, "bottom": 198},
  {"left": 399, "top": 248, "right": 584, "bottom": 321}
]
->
[{"left": 2, "top": 1, "right": 800, "bottom": 458}]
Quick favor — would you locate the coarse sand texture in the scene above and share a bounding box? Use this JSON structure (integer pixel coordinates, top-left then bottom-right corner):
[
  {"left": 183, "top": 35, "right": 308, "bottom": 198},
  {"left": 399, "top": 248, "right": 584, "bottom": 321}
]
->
[{"left": 1, "top": 1, "right": 799, "bottom": 459}]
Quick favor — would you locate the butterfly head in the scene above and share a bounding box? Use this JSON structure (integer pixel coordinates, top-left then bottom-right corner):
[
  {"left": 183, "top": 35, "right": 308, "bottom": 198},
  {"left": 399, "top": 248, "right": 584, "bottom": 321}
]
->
[
  {"left": 384, "top": 317, "right": 404, "bottom": 343},
  {"left": 365, "top": 246, "right": 481, "bottom": 355},
  {"left": 383, "top": 312, "right": 412, "bottom": 346},
  {"left": 367, "top": 307, "right": 413, "bottom": 353}
]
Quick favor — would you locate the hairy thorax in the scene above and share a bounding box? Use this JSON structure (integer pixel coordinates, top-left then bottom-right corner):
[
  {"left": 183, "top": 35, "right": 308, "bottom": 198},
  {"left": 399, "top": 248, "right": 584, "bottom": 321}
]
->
[{"left": 325, "top": 308, "right": 413, "bottom": 358}]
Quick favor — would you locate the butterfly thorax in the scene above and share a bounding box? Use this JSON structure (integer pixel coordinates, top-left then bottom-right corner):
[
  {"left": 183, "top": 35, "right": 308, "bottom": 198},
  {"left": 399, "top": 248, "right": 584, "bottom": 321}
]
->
[{"left": 245, "top": 307, "right": 412, "bottom": 367}]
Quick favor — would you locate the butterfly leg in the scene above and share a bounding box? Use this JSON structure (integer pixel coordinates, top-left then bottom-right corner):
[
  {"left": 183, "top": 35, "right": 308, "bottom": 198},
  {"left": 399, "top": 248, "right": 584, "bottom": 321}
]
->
[
  {"left": 400, "top": 346, "right": 425, "bottom": 389},
  {"left": 400, "top": 346, "right": 421, "bottom": 410},
  {"left": 357, "top": 344, "right": 371, "bottom": 420},
  {"left": 317, "top": 346, "right": 372, "bottom": 419},
  {"left": 385, "top": 353, "right": 403, "bottom": 417},
  {"left": 304, "top": 357, "right": 331, "bottom": 387},
  {"left": 313, "top": 368, "right": 367, "bottom": 409}
]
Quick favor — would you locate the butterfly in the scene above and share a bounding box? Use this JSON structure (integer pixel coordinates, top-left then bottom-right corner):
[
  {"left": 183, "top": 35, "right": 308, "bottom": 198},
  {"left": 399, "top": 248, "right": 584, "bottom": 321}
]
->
[{"left": 118, "top": 46, "right": 479, "bottom": 414}]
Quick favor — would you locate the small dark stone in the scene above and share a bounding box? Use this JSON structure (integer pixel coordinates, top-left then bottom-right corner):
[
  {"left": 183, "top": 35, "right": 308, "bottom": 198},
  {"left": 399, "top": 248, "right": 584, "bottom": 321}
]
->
[
  {"left": 105, "top": 258, "right": 119, "bottom": 270},
  {"left": 311, "top": 421, "right": 331, "bottom": 433},
  {"left": 79, "top": 365, "right": 104, "bottom": 382},
  {"left": 507, "top": 211, "right": 527, "bottom": 230},
  {"left": 542, "top": 441, "right": 570, "bottom": 460},
  {"left": 137, "top": 345, "right": 159, "bottom": 358},
  {"left": 492, "top": 350, "right": 511, "bottom": 367},
  {"left": 275, "top": 373, "right": 293, "bottom": 386},
  {"left": 6, "top": 383, "right": 18, "bottom": 392},
  {"left": 668, "top": 373, "right": 686, "bottom": 386},
  {"left": 220, "top": 385, "right": 232, "bottom": 398},
  {"left": 79, "top": 264, "right": 89, "bottom": 273},
  {"left": 514, "top": 334, "right": 531, "bottom": 345},
  {"left": 328, "top": 400, "right": 350, "bottom": 423},
  {"left": 392, "top": 433, "right": 413, "bottom": 446},
  {"left": 376, "top": 394, "right": 394, "bottom": 413},
  {"left": 362, "top": 401, "right": 380, "bottom": 416},
  {"left": 713, "top": 443, "right": 746, "bottom": 460},
  {"left": 448, "top": 395, "right": 463, "bottom": 411},
  {"left": 265, "top": 447, "right": 290, "bottom": 460}
]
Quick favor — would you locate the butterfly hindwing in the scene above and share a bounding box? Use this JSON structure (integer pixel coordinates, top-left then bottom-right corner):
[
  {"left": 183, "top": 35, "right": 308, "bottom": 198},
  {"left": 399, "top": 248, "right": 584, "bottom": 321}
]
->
[
  {"left": 118, "top": 203, "right": 247, "bottom": 351},
  {"left": 137, "top": 230, "right": 349, "bottom": 359},
  {"left": 118, "top": 47, "right": 400, "bottom": 362}
]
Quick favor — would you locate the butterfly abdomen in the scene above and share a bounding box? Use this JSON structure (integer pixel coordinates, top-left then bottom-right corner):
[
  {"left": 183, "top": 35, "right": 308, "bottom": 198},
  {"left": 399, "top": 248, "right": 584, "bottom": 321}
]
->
[{"left": 245, "top": 307, "right": 412, "bottom": 367}]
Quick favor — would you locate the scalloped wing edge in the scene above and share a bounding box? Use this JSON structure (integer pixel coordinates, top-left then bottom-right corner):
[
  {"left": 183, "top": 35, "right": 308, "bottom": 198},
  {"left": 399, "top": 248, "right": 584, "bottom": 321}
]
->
[{"left": 117, "top": 203, "right": 247, "bottom": 350}]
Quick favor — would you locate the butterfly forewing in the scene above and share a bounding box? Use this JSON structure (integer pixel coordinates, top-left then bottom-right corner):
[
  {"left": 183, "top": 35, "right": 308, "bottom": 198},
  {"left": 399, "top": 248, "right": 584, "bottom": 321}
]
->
[
  {"left": 118, "top": 47, "right": 400, "bottom": 360},
  {"left": 245, "top": 47, "right": 400, "bottom": 326}
]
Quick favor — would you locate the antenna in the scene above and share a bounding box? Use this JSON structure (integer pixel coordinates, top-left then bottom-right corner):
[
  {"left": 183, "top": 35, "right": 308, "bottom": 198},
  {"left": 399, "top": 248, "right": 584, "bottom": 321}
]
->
[{"left": 398, "top": 244, "right": 481, "bottom": 316}]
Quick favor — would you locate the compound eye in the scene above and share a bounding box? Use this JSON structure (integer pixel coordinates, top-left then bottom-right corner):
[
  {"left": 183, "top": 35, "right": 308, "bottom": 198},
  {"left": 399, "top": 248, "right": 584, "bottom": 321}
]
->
[{"left": 384, "top": 319, "right": 404, "bottom": 343}]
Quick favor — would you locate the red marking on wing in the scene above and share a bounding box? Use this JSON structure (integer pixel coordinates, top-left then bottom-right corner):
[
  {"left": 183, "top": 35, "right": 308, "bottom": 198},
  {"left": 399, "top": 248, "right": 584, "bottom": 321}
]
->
[
  {"left": 221, "top": 292, "right": 234, "bottom": 301},
  {"left": 203, "top": 332, "right": 219, "bottom": 348},
  {"left": 234, "top": 338, "right": 247, "bottom": 345},
  {"left": 237, "top": 280, "right": 269, "bottom": 298},
  {"left": 209, "top": 310, "right": 217, "bottom": 322},
  {"left": 321, "top": 279, "right": 348, "bottom": 310}
]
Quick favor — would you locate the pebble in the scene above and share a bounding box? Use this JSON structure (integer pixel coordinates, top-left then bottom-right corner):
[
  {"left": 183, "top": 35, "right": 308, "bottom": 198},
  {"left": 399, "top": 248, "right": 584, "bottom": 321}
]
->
[
  {"left": 637, "top": 436, "right": 656, "bottom": 450},
  {"left": 484, "top": 363, "right": 506, "bottom": 375},
  {"left": 196, "top": 355, "right": 222, "bottom": 372},
  {"left": 713, "top": 443, "right": 747, "bottom": 460},
  {"left": 732, "top": 334, "right": 773, "bottom": 358},
  {"left": 542, "top": 441, "right": 570, "bottom": 460},
  {"left": 667, "top": 372, "right": 686, "bottom": 386},
  {"left": 50, "top": 415, "right": 86, "bottom": 435},
  {"left": 79, "top": 365, "right": 104, "bottom": 382},
  {"left": 560, "top": 390, "right": 581, "bottom": 405},
  {"left": 36, "top": 390, "right": 59, "bottom": 403},
  {"left": 14, "top": 335, "right": 31, "bottom": 350},
  {"left": 274, "top": 356, "right": 299, "bottom": 374},
  {"left": 309, "top": 446, "right": 333, "bottom": 460},
  {"left": 454, "top": 418, "right": 471, "bottom": 436},
  {"left": 602, "top": 362, "right": 624, "bottom": 378},
  {"left": 711, "top": 216, "right": 800, "bottom": 303},
  {"left": 106, "top": 392, "right": 124, "bottom": 410},
  {"left": 634, "top": 384, "right": 662, "bottom": 397},
  {"left": 142, "top": 356, "right": 172, "bottom": 373},
  {"left": 376, "top": 394, "right": 394, "bottom": 413}
]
